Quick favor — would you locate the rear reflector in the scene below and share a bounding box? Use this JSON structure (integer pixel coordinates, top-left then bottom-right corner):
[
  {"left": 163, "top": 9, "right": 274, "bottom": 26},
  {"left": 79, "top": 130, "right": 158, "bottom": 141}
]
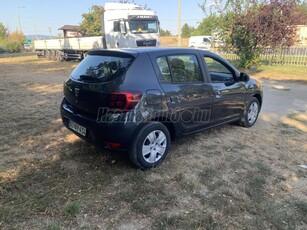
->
[
  {"left": 109, "top": 91, "right": 142, "bottom": 111},
  {"left": 106, "top": 142, "right": 122, "bottom": 149}
]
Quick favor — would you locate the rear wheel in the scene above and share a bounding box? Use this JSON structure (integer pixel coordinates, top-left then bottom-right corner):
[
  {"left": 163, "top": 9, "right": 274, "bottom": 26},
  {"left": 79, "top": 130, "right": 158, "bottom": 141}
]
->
[
  {"left": 240, "top": 97, "right": 260, "bottom": 127},
  {"left": 129, "top": 122, "right": 170, "bottom": 169}
]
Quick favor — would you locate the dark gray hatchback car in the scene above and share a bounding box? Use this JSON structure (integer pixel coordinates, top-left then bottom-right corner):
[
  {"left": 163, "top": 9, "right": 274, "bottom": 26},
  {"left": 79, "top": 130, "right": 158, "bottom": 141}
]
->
[{"left": 61, "top": 47, "right": 263, "bottom": 169}]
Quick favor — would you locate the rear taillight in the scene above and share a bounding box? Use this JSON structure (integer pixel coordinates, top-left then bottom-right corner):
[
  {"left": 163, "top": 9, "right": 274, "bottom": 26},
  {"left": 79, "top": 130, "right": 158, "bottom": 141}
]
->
[{"left": 109, "top": 91, "right": 142, "bottom": 111}]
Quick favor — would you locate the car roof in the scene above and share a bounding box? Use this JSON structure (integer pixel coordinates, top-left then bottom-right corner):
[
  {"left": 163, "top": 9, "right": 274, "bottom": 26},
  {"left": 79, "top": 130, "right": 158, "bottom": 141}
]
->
[
  {"left": 89, "top": 47, "right": 214, "bottom": 56},
  {"left": 88, "top": 47, "right": 239, "bottom": 76},
  {"left": 120, "top": 47, "right": 211, "bottom": 53}
]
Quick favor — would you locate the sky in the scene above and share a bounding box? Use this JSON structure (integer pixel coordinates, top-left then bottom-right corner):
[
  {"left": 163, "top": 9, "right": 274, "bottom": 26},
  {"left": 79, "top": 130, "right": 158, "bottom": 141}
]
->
[{"left": 0, "top": 0, "right": 206, "bottom": 36}]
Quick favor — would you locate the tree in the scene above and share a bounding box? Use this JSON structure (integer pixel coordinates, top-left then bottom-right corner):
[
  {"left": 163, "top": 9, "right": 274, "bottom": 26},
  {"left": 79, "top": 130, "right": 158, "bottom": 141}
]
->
[
  {"left": 231, "top": 9, "right": 261, "bottom": 67},
  {"left": 193, "top": 12, "right": 234, "bottom": 48},
  {"left": 160, "top": 28, "right": 172, "bottom": 36},
  {"left": 181, "top": 23, "right": 195, "bottom": 38},
  {"left": 0, "top": 24, "right": 24, "bottom": 53},
  {"left": 199, "top": 0, "right": 264, "bottom": 15},
  {"left": 198, "top": 0, "right": 305, "bottom": 68},
  {"left": 253, "top": 1, "right": 301, "bottom": 48},
  {"left": 79, "top": 5, "right": 104, "bottom": 36},
  {"left": 198, "top": 0, "right": 263, "bottom": 44},
  {"left": 0, "top": 22, "right": 8, "bottom": 39},
  {"left": 231, "top": 0, "right": 303, "bottom": 67},
  {"left": 8, "top": 31, "right": 25, "bottom": 44},
  {"left": 194, "top": 14, "right": 220, "bottom": 36}
]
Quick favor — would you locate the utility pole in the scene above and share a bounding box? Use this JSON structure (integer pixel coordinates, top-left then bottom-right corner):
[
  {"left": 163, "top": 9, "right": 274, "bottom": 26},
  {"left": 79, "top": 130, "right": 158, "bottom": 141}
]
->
[
  {"left": 17, "top": 6, "right": 25, "bottom": 33},
  {"left": 177, "top": 0, "right": 182, "bottom": 47},
  {"left": 28, "top": 17, "right": 38, "bottom": 40},
  {"left": 35, "top": 24, "right": 38, "bottom": 40},
  {"left": 49, "top": 27, "right": 52, "bottom": 39}
]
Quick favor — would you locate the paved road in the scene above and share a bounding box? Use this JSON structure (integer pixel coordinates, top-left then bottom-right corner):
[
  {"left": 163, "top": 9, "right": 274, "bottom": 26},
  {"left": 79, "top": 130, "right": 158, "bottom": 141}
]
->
[{"left": 259, "top": 80, "right": 307, "bottom": 123}]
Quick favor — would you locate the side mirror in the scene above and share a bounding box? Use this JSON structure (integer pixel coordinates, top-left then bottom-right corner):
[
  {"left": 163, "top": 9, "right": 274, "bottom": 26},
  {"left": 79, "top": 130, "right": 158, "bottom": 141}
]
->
[{"left": 240, "top": 72, "right": 250, "bottom": 82}]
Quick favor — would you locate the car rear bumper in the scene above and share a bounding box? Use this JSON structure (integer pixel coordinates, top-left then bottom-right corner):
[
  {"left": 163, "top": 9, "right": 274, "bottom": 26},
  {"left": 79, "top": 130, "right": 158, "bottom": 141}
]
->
[{"left": 60, "top": 98, "right": 139, "bottom": 150}]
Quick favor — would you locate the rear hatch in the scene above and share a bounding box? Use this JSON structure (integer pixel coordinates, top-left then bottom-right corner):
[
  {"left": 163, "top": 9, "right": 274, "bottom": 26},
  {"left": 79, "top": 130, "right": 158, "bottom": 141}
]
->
[{"left": 63, "top": 50, "right": 137, "bottom": 116}]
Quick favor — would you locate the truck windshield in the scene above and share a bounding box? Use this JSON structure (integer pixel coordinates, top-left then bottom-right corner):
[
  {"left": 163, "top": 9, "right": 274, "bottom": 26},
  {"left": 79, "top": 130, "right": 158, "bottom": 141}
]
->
[{"left": 128, "top": 20, "right": 158, "bottom": 34}]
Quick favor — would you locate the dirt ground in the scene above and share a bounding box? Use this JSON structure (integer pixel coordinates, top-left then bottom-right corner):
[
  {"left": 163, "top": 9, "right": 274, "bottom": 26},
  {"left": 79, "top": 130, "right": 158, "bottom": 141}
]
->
[{"left": 0, "top": 55, "right": 306, "bottom": 230}]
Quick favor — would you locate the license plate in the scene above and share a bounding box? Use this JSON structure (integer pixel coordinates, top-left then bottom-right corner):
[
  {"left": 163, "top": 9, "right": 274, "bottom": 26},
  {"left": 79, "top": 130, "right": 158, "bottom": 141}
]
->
[{"left": 68, "top": 120, "right": 87, "bottom": 137}]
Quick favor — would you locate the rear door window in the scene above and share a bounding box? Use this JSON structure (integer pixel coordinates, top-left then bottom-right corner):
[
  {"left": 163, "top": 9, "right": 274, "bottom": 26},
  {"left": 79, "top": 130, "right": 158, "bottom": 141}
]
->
[
  {"left": 156, "top": 55, "right": 203, "bottom": 83},
  {"left": 156, "top": 57, "right": 172, "bottom": 82}
]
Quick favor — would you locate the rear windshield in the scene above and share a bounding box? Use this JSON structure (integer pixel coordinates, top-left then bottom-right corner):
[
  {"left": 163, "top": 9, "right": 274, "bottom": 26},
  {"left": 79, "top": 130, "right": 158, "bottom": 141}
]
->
[{"left": 71, "top": 54, "right": 134, "bottom": 82}]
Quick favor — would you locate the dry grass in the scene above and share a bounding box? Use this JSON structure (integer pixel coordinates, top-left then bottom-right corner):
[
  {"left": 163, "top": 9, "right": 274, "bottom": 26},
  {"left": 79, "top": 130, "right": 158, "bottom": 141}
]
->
[
  {"left": 160, "top": 36, "right": 189, "bottom": 47},
  {"left": 0, "top": 56, "right": 307, "bottom": 229},
  {"left": 243, "top": 65, "right": 307, "bottom": 83}
]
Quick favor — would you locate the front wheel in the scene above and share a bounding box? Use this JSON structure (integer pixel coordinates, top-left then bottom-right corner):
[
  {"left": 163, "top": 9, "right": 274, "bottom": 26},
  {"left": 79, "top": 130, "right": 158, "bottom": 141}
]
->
[
  {"left": 129, "top": 122, "right": 170, "bottom": 169},
  {"left": 240, "top": 97, "right": 260, "bottom": 127}
]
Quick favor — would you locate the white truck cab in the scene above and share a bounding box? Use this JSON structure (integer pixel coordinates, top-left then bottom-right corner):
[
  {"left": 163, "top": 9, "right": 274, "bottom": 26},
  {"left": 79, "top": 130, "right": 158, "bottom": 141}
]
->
[{"left": 103, "top": 2, "right": 160, "bottom": 48}]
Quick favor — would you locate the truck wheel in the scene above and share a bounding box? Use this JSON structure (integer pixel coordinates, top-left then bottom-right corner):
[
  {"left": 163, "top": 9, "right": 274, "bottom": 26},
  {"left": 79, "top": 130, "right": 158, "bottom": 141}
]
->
[
  {"left": 51, "top": 51, "right": 57, "bottom": 61},
  {"left": 56, "top": 51, "right": 63, "bottom": 62},
  {"left": 240, "top": 97, "right": 260, "bottom": 127},
  {"left": 129, "top": 122, "right": 170, "bottom": 169},
  {"left": 46, "top": 51, "right": 51, "bottom": 60}
]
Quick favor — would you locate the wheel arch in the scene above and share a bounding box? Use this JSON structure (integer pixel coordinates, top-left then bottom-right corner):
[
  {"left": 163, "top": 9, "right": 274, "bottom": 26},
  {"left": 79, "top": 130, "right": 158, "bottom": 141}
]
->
[
  {"left": 152, "top": 117, "right": 176, "bottom": 141},
  {"left": 252, "top": 93, "right": 262, "bottom": 108}
]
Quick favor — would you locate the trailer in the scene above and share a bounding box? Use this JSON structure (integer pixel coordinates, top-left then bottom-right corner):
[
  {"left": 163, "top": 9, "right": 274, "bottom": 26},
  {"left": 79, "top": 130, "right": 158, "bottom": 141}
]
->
[{"left": 34, "top": 2, "right": 160, "bottom": 61}]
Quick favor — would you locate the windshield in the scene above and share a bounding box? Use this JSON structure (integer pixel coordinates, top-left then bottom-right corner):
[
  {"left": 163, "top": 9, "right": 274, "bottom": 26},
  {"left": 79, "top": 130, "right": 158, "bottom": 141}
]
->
[{"left": 128, "top": 20, "right": 159, "bottom": 34}]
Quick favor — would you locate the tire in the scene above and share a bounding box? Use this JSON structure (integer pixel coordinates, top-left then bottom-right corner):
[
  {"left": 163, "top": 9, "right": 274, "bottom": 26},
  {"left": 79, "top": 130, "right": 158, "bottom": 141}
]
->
[
  {"left": 45, "top": 51, "right": 51, "bottom": 60},
  {"left": 240, "top": 97, "right": 260, "bottom": 127},
  {"left": 56, "top": 51, "right": 64, "bottom": 62},
  {"left": 51, "top": 51, "right": 57, "bottom": 61},
  {"left": 129, "top": 122, "right": 171, "bottom": 169}
]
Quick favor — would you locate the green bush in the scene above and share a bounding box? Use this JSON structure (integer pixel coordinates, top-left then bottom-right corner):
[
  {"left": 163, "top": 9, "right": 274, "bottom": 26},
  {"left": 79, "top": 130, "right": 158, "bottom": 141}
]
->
[
  {"left": 0, "top": 39, "right": 5, "bottom": 53},
  {"left": 5, "top": 41, "right": 22, "bottom": 53},
  {"left": 0, "top": 39, "right": 23, "bottom": 53},
  {"left": 0, "top": 46, "right": 5, "bottom": 53}
]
